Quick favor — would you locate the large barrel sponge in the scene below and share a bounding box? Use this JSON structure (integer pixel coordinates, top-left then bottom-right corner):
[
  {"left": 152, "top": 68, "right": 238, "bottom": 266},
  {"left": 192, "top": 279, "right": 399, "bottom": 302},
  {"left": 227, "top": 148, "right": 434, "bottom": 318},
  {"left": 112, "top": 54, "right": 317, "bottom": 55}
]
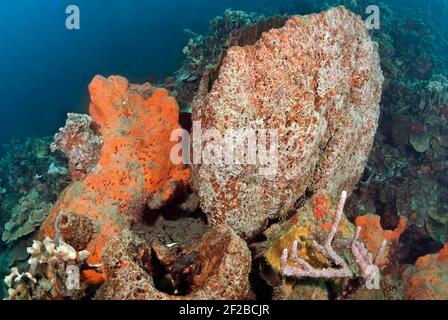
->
[{"left": 191, "top": 7, "right": 384, "bottom": 239}]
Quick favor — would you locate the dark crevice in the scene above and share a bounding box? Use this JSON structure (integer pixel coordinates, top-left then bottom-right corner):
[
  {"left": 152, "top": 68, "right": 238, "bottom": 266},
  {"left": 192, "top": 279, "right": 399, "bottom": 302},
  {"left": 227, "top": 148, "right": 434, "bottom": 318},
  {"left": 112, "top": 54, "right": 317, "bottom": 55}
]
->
[
  {"left": 147, "top": 246, "right": 201, "bottom": 296},
  {"left": 375, "top": 187, "right": 401, "bottom": 231},
  {"left": 249, "top": 255, "right": 276, "bottom": 300},
  {"left": 397, "top": 225, "right": 444, "bottom": 264},
  {"left": 141, "top": 191, "right": 208, "bottom": 226},
  {"left": 150, "top": 249, "right": 176, "bottom": 295},
  {"left": 179, "top": 112, "right": 192, "bottom": 132}
]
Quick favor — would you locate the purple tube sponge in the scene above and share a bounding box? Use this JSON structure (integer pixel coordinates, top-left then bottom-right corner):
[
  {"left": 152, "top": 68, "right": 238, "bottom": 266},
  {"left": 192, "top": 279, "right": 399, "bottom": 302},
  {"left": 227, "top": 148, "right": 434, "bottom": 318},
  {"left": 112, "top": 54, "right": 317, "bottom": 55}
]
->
[{"left": 281, "top": 191, "right": 386, "bottom": 289}]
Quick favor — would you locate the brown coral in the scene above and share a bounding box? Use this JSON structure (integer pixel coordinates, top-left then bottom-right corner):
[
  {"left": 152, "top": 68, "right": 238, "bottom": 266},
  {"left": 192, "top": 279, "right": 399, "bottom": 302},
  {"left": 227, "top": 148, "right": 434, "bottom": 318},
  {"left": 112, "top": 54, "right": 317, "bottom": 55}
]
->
[
  {"left": 95, "top": 225, "right": 251, "bottom": 300},
  {"left": 191, "top": 7, "right": 384, "bottom": 239}
]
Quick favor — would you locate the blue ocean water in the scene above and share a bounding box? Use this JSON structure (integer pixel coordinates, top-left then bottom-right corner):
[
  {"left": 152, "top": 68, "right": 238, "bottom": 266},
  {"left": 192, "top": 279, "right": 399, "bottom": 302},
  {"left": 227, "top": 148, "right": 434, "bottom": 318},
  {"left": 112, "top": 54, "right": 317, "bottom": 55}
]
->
[{"left": 0, "top": 0, "right": 447, "bottom": 144}]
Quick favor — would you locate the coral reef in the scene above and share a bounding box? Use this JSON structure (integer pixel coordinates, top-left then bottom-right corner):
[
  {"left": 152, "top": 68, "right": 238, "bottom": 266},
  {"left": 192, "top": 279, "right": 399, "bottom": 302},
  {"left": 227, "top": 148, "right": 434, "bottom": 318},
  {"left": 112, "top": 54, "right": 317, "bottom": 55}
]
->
[
  {"left": 0, "top": 137, "right": 70, "bottom": 297},
  {"left": 2, "top": 191, "right": 52, "bottom": 243},
  {"left": 281, "top": 192, "right": 385, "bottom": 290},
  {"left": 2, "top": 2, "right": 448, "bottom": 301},
  {"left": 280, "top": 192, "right": 354, "bottom": 280},
  {"left": 4, "top": 213, "right": 92, "bottom": 300},
  {"left": 0, "top": 137, "right": 69, "bottom": 234},
  {"left": 333, "top": 1, "right": 448, "bottom": 300},
  {"left": 39, "top": 75, "right": 190, "bottom": 283},
  {"left": 4, "top": 237, "right": 90, "bottom": 300},
  {"left": 344, "top": 0, "right": 448, "bottom": 249},
  {"left": 180, "top": 9, "right": 262, "bottom": 83},
  {"left": 263, "top": 191, "right": 385, "bottom": 300},
  {"left": 191, "top": 6, "right": 383, "bottom": 239}
]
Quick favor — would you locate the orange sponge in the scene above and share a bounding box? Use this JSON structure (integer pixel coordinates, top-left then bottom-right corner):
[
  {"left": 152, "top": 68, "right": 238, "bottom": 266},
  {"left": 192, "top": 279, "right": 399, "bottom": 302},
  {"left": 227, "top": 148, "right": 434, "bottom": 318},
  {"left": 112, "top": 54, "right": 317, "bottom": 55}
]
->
[{"left": 40, "top": 76, "right": 190, "bottom": 284}]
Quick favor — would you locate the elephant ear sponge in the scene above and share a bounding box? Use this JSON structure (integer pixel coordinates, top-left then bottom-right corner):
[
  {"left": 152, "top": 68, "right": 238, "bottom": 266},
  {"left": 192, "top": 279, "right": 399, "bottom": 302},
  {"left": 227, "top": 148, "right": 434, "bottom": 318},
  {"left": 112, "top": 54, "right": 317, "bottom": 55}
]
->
[
  {"left": 40, "top": 75, "right": 190, "bottom": 282},
  {"left": 192, "top": 6, "right": 384, "bottom": 239}
]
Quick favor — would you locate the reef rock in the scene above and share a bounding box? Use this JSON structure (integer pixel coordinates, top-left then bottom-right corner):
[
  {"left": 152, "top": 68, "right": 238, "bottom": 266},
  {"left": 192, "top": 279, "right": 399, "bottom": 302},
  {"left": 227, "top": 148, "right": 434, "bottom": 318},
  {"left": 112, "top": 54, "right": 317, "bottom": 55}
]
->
[
  {"left": 39, "top": 75, "right": 190, "bottom": 279},
  {"left": 192, "top": 7, "right": 384, "bottom": 239},
  {"left": 96, "top": 225, "right": 251, "bottom": 300}
]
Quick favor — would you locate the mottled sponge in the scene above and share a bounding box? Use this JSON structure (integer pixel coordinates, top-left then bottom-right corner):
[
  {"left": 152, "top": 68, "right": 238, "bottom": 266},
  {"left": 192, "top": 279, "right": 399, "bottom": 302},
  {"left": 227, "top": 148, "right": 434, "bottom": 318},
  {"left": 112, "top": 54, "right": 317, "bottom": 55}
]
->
[
  {"left": 51, "top": 113, "right": 103, "bottom": 179},
  {"left": 403, "top": 243, "right": 448, "bottom": 300},
  {"left": 40, "top": 76, "right": 190, "bottom": 276},
  {"left": 192, "top": 7, "right": 384, "bottom": 239}
]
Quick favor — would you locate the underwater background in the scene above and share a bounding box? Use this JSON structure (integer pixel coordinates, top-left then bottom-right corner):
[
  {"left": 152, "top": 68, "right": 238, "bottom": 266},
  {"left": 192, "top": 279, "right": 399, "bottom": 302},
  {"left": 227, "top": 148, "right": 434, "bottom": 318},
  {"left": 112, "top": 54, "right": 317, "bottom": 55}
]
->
[
  {"left": 0, "top": 0, "right": 447, "bottom": 300},
  {"left": 1, "top": 0, "right": 446, "bottom": 144}
]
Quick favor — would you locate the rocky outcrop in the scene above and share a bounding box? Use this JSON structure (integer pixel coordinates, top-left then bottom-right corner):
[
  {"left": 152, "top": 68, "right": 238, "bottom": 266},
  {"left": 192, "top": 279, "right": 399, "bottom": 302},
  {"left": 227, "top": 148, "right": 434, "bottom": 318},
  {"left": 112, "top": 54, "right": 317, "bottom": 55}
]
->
[{"left": 96, "top": 226, "right": 251, "bottom": 300}]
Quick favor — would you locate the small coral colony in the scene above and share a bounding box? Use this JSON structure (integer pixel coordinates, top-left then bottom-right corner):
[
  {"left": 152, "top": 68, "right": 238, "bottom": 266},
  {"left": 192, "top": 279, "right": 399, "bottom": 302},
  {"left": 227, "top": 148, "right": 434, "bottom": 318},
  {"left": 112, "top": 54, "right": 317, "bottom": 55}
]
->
[{"left": 1, "top": 1, "right": 448, "bottom": 300}]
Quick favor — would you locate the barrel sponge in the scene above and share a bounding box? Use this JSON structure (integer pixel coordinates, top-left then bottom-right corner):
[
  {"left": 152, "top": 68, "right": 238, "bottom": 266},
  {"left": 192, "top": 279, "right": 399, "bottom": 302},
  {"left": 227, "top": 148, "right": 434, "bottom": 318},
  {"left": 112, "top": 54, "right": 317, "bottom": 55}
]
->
[{"left": 192, "top": 7, "right": 384, "bottom": 239}]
